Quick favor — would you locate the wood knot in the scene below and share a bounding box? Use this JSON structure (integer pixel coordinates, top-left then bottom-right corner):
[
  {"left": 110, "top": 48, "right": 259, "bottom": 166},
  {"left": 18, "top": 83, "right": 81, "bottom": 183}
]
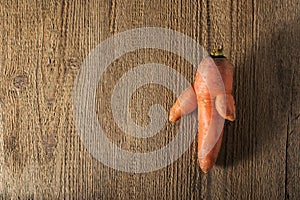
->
[
  {"left": 13, "top": 74, "right": 28, "bottom": 89},
  {"left": 66, "top": 57, "right": 81, "bottom": 70}
]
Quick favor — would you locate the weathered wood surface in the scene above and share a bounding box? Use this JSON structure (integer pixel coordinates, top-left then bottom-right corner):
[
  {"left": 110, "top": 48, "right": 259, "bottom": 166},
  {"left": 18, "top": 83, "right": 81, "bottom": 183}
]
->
[{"left": 0, "top": 0, "right": 299, "bottom": 199}]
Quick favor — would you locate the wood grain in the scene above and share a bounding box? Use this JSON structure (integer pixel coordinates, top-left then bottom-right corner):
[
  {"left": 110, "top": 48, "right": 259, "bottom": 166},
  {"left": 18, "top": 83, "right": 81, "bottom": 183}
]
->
[{"left": 0, "top": 0, "right": 299, "bottom": 199}]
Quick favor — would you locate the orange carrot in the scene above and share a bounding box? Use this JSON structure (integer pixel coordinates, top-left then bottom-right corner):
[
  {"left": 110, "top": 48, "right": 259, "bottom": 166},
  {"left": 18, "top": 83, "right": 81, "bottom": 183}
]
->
[
  {"left": 169, "top": 47, "right": 236, "bottom": 173},
  {"left": 169, "top": 86, "right": 197, "bottom": 122}
]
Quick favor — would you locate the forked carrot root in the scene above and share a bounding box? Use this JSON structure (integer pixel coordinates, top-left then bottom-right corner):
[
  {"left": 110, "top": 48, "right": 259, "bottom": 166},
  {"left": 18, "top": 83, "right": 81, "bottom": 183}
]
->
[
  {"left": 169, "top": 86, "right": 197, "bottom": 122},
  {"left": 169, "top": 46, "right": 236, "bottom": 173}
]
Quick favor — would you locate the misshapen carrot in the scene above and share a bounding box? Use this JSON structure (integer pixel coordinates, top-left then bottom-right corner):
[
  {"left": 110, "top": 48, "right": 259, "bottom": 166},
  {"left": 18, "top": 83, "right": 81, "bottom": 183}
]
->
[{"left": 169, "top": 47, "right": 236, "bottom": 173}]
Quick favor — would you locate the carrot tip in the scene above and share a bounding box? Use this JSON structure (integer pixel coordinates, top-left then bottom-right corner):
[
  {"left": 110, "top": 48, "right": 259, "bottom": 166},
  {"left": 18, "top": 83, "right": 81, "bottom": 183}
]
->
[
  {"left": 169, "top": 117, "right": 174, "bottom": 122},
  {"left": 199, "top": 159, "right": 214, "bottom": 173},
  {"left": 227, "top": 114, "right": 235, "bottom": 121},
  {"left": 169, "top": 114, "right": 177, "bottom": 122},
  {"left": 200, "top": 165, "right": 211, "bottom": 174}
]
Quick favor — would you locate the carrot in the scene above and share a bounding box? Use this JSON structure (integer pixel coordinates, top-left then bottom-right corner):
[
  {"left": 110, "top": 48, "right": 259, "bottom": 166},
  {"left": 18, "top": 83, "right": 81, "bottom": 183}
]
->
[
  {"left": 169, "top": 86, "right": 197, "bottom": 122},
  {"left": 169, "top": 47, "right": 236, "bottom": 173}
]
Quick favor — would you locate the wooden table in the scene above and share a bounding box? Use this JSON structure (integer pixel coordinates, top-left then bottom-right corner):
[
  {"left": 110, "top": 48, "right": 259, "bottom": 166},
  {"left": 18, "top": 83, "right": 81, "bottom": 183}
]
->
[{"left": 0, "top": 0, "right": 299, "bottom": 199}]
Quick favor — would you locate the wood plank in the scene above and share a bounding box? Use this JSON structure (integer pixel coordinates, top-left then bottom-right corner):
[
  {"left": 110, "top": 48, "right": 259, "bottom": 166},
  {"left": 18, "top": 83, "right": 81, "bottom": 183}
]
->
[
  {"left": 0, "top": 0, "right": 299, "bottom": 199},
  {"left": 286, "top": 14, "right": 300, "bottom": 200}
]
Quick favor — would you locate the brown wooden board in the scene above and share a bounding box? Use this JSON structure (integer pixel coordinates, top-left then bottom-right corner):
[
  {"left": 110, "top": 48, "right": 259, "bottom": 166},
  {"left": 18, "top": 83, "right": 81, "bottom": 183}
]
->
[{"left": 0, "top": 0, "right": 299, "bottom": 199}]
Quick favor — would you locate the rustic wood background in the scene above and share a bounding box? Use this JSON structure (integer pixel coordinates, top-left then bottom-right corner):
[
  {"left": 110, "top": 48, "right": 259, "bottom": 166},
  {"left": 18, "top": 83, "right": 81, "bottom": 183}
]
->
[{"left": 0, "top": 0, "right": 299, "bottom": 199}]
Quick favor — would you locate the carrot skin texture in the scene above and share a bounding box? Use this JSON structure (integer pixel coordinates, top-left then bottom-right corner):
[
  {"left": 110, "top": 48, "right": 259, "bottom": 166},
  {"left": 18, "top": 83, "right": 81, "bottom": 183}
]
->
[
  {"left": 199, "top": 131, "right": 223, "bottom": 173},
  {"left": 169, "top": 86, "right": 197, "bottom": 122},
  {"left": 215, "top": 94, "right": 236, "bottom": 121},
  {"left": 195, "top": 57, "right": 235, "bottom": 173}
]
